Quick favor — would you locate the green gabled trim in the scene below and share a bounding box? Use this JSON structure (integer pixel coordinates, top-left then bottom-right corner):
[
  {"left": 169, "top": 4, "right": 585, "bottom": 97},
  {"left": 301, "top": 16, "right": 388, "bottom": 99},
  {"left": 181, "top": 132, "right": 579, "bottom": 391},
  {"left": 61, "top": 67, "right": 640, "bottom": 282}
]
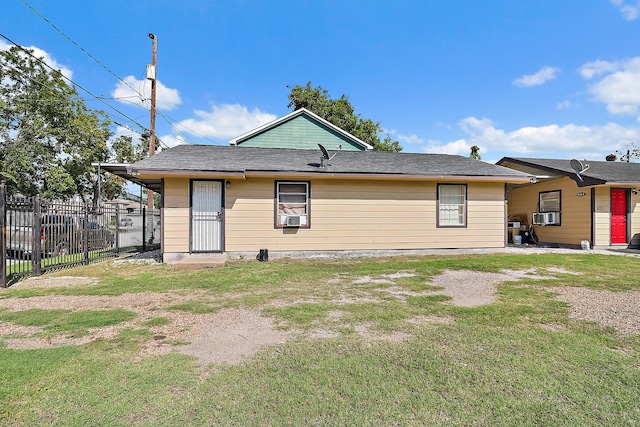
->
[
  {"left": 229, "top": 108, "right": 372, "bottom": 151},
  {"left": 236, "top": 115, "right": 364, "bottom": 151}
]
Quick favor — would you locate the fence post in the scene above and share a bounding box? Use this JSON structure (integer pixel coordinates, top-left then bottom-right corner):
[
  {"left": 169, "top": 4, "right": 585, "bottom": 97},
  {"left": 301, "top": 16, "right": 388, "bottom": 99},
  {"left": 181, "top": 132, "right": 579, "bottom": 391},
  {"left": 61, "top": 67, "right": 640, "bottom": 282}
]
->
[
  {"left": 1, "top": 180, "right": 6, "bottom": 288},
  {"left": 83, "top": 205, "right": 89, "bottom": 265},
  {"left": 142, "top": 206, "right": 146, "bottom": 252},
  {"left": 114, "top": 205, "right": 120, "bottom": 256},
  {"left": 32, "top": 198, "right": 42, "bottom": 277}
]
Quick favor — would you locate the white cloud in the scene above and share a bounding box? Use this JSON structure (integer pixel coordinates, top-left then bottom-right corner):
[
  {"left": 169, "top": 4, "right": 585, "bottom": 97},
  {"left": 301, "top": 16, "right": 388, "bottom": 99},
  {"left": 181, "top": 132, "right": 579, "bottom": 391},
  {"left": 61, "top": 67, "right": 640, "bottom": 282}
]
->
[
  {"left": 158, "top": 134, "right": 186, "bottom": 149},
  {"left": 421, "top": 138, "right": 472, "bottom": 157},
  {"left": 579, "top": 60, "right": 620, "bottom": 79},
  {"left": 114, "top": 125, "right": 140, "bottom": 139},
  {"left": 459, "top": 116, "right": 494, "bottom": 134},
  {"left": 610, "top": 0, "right": 640, "bottom": 20},
  {"left": 401, "top": 117, "right": 639, "bottom": 162},
  {"left": 177, "top": 104, "right": 277, "bottom": 140},
  {"left": 385, "top": 129, "right": 424, "bottom": 144},
  {"left": 446, "top": 116, "right": 640, "bottom": 160},
  {"left": 512, "top": 66, "right": 560, "bottom": 87},
  {"left": 110, "top": 126, "right": 184, "bottom": 153},
  {"left": 111, "top": 76, "right": 181, "bottom": 111},
  {"left": 557, "top": 100, "right": 572, "bottom": 110},
  {"left": 579, "top": 57, "right": 640, "bottom": 116},
  {"left": 397, "top": 134, "right": 425, "bottom": 144},
  {"left": 0, "top": 40, "right": 73, "bottom": 80},
  {"left": 436, "top": 122, "right": 453, "bottom": 130}
]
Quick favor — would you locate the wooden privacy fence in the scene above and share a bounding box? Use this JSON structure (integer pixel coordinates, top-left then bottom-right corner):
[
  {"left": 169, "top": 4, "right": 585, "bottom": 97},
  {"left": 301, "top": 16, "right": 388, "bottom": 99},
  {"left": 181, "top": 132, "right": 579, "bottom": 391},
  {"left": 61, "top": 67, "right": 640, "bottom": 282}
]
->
[{"left": 1, "top": 181, "right": 160, "bottom": 287}]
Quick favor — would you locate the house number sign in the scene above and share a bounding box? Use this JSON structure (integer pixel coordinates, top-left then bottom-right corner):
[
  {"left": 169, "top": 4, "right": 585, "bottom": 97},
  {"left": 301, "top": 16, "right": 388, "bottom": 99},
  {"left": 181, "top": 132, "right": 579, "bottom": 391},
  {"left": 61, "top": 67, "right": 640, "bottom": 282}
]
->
[{"left": 576, "top": 192, "right": 586, "bottom": 197}]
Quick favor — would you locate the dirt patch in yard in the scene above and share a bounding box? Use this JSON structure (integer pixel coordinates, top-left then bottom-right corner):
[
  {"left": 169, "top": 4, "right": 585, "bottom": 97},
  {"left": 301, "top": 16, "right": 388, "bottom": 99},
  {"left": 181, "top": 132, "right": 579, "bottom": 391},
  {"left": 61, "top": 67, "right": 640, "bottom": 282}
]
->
[
  {"left": 2, "top": 267, "right": 639, "bottom": 368},
  {"left": 552, "top": 287, "right": 640, "bottom": 335},
  {"left": 427, "top": 268, "right": 554, "bottom": 307},
  {"left": 169, "top": 308, "right": 291, "bottom": 367}
]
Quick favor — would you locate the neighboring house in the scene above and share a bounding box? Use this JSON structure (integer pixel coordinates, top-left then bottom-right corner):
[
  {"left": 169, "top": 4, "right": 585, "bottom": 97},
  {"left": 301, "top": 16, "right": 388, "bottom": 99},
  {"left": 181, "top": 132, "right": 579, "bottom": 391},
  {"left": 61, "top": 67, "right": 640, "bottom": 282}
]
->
[
  {"left": 229, "top": 108, "right": 373, "bottom": 151},
  {"left": 103, "top": 142, "right": 532, "bottom": 262},
  {"left": 497, "top": 157, "right": 640, "bottom": 249},
  {"left": 108, "top": 198, "right": 142, "bottom": 213}
]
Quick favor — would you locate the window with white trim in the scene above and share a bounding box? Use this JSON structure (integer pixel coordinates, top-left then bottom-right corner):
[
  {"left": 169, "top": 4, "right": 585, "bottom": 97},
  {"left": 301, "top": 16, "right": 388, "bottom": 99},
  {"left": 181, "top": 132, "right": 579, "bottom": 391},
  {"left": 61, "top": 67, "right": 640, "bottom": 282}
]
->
[
  {"left": 276, "top": 181, "right": 309, "bottom": 228},
  {"left": 438, "top": 184, "right": 467, "bottom": 227}
]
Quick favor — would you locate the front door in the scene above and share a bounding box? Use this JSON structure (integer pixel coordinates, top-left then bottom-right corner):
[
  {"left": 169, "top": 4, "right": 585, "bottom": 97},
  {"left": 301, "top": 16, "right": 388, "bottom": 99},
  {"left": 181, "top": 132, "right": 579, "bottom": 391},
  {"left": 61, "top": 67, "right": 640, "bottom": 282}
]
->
[
  {"left": 191, "top": 180, "right": 223, "bottom": 252},
  {"left": 610, "top": 189, "right": 628, "bottom": 244}
]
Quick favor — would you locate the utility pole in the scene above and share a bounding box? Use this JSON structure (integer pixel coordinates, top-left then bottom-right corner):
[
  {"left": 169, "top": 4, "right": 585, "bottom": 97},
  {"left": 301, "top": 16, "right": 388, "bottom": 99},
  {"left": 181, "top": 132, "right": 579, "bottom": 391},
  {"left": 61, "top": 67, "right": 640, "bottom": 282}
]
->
[{"left": 147, "top": 33, "right": 157, "bottom": 210}]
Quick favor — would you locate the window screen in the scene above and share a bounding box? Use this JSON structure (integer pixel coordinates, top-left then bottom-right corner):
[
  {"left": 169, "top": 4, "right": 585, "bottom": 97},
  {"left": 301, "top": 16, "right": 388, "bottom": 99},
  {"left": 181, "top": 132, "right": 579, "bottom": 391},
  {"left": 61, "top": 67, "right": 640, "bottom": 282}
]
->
[
  {"left": 438, "top": 184, "right": 466, "bottom": 227},
  {"left": 539, "top": 190, "right": 560, "bottom": 212},
  {"left": 276, "top": 182, "right": 309, "bottom": 227}
]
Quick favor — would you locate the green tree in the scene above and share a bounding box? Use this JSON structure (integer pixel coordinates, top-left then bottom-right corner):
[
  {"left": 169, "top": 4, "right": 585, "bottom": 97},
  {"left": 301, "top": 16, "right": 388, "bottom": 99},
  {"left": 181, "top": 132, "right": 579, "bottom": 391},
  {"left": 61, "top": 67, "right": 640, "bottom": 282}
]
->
[
  {"left": 111, "top": 136, "right": 137, "bottom": 163},
  {"left": 616, "top": 142, "right": 639, "bottom": 162},
  {"left": 287, "top": 82, "right": 402, "bottom": 152},
  {"left": 0, "top": 45, "right": 137, "bottom": 204},
  {"left": 469, "top": 145, "right": 481, "bottom": 160},
  {"left": 0, "top": 46, "right": 75, "bottom": 196}
]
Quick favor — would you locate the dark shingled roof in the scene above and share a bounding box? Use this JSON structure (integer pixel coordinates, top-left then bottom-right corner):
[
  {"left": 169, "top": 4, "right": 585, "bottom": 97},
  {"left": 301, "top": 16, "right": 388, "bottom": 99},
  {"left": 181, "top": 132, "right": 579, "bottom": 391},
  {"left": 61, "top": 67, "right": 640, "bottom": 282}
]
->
[
  {"left": 498, "top": 157, "right": 640, "bottom": 187},
  {"left": 130, "top": 145, "right": 532, "bottom": 179}
]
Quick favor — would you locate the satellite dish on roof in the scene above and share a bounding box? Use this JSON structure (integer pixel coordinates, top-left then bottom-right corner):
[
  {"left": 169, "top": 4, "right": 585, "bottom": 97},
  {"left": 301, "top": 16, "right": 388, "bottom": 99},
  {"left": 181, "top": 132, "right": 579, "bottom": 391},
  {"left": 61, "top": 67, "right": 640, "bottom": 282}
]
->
[
  {"left": 570, "top": 159, "right": 590, "bottom": 182},
  {"left": 318, "top": 143, "right": 338, "bottom": 168}
]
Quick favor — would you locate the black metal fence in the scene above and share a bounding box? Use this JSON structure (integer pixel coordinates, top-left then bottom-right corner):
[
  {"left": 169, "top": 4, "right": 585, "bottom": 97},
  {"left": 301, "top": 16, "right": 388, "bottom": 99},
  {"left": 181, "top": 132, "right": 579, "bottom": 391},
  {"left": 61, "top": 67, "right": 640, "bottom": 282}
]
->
[{"left": 1, "top": 181, "right": 160, "bottom": 287}]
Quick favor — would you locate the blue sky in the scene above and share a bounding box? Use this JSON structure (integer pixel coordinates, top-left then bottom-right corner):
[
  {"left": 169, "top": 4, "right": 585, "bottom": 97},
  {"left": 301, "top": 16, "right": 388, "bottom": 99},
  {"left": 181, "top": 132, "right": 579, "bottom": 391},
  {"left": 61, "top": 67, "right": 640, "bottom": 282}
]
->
[{"left": 3, "top": 0, "right": 640, "bottom": 163}]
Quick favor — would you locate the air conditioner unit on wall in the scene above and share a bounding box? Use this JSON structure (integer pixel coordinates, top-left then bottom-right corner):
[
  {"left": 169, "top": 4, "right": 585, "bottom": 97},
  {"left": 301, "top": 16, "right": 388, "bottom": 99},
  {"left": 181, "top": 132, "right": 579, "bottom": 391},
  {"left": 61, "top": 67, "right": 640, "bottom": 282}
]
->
[
  {"left": 546, "top": 212, "right": 560, "bottom": 225},
  {"left": 532, "top": 212, "right": 545, "bottom": 226},
  {"left": 284, "top": 215, "right": 301, "bottom": 227},
  {"left": 532, "top": 212, "right": 560, "bottom": 226}
]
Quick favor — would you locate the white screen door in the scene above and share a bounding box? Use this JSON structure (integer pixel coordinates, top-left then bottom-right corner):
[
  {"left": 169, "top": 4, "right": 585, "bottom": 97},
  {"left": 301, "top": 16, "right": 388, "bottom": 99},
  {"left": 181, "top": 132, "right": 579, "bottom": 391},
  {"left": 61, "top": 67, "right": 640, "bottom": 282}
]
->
[{"left": 191, "top": 180, "right": 223, "bottom": 252}]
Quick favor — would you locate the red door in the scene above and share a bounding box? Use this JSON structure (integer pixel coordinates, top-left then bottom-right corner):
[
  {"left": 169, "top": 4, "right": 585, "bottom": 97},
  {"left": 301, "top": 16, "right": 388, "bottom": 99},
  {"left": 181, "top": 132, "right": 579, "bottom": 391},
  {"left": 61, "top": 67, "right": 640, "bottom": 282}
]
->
[{"left": 611, "top": 189, "right": 628, "bottom": 244}]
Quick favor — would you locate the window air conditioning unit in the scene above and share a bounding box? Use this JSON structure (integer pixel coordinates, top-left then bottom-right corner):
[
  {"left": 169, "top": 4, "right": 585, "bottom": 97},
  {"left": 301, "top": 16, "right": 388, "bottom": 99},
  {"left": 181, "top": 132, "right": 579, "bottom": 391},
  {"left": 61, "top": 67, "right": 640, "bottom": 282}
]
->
[
  {"left": 532, "top": 212, "right": 545, "bottom": 226},
  {"left": 284, "top": 215, "right": 301, "bottom": 227},
  {"left": 546, "top": 212, "right": 560, "bottom": 225},
  {"left": 532, "top": 212, "right": 560, "bottom": 226}
]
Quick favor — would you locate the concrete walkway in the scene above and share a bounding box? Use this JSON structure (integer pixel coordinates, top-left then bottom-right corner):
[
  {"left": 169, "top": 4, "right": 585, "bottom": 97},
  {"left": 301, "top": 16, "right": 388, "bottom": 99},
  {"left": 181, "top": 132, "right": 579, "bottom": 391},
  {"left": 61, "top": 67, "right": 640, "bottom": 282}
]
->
[
  {"left": 224, "top": 245, "right": 640, "bottom": 261},
  {"left": 122, "top": 245, "right": 640, "bottom": 269}
]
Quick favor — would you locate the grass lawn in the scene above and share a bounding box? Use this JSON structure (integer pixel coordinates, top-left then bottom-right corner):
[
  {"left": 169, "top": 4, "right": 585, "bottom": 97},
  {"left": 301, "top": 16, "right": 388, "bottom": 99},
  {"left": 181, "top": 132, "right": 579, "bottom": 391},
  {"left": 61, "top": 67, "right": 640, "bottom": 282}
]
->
[{"left": 0, "top": 252, "right": 639, "bottom": 426}]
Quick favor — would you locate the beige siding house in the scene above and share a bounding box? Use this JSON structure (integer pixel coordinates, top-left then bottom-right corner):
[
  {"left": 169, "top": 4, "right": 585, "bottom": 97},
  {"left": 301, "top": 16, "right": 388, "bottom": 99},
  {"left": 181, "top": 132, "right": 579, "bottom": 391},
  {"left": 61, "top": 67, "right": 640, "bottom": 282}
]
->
[
  {"left": 108, "top": 143, "right": 531, "bottom": 263},
  {"left": 497, "top": 157, "right": 640, "bottom": 249}
]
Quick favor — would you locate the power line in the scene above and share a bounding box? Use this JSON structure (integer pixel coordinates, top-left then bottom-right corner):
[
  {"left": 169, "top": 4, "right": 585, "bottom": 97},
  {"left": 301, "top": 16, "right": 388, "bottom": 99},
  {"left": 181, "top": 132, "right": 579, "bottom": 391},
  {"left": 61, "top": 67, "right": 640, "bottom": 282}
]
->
[
  {"left": 18, "top": 0, "right": 163, "bottom": 138},
  {"left": 2, "top": 17, "right": 223, "bottom": 148},
  {"left": 17, "top": 3, "right": 229, "bottom": 148},
  {"left": 2, "top": 36, "right": 220, "bottom": 149},
  {"left": 155, "top": 110, "right": 197, "bottom": 145},
  {"left": 19, "top": 0, "right": 145, "bottom": 103},
  {"left": 156, "top": 110, "right": 226, "bottom": 146},
  {"left": 0, "top": 32, "right": 148, "bottom": 134},
  {"left": 0, "top": 56, "right": 160, "bottom": 155},
  {"left": 1, "top": 57, "right": 147, "bottom": 135},
  {"left": 6, "top": 7, "right": 201, "bottom": 146},
  {"left": 98, "top": 96, "right": 142, "bottom": 101}
]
